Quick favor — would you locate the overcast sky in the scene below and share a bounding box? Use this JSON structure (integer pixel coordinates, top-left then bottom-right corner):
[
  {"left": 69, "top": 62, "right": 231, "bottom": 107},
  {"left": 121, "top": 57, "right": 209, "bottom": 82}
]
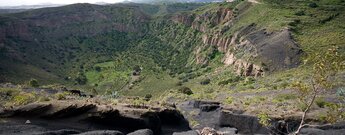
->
[{"left": 0, "top": 0, "right": 125, "bottom": 6}]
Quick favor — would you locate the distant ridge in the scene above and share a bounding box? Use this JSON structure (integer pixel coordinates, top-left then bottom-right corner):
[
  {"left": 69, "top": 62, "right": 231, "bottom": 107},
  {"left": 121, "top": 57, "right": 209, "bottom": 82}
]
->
[{"left": 0, "top": 4, "right": 65, "bottom": 9}]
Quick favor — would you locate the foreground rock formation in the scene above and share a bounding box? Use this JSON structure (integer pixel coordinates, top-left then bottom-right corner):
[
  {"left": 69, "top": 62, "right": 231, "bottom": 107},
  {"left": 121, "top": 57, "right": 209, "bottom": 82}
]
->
[{"left": 0, "top": 100, "right": 190, "bottom": 135}]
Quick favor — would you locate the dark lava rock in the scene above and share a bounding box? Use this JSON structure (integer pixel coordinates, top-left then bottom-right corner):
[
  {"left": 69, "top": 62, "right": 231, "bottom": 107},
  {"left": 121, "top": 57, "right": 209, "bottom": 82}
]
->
[
  {"left": 199, "top": 104, "right": 220, "bottom": 112},
  {"left": 35, "top": 129, "right": 81, "bottom": 135},
  {"left": 127, "top": 129, "right": 153, "bottom": 135},
  {"left": 172, "top": 130, "right": 199, "bottom": 135},
  {"left": 158, "top": 109, "right": 190, "bottom": 130},
  {"left": 300, "top": 128, "right": 345, "bottom": 135},
  {"left": 193, "top": 100, "right": 220, "bottom": 112},
  {"left": 13, "top": 103, "right": 52, "bottom": 117},
  {"left": 0, "top": 124, "right": 46, "bottom": 135},
  {"left": 178, "top": 101, "right": 221, "bottom": 129},
  {"left": 193, "top": 101, "right": 220, "bottom": 109},
  {"left": 44, "top": 104, "right": 96, "bottom": 118},
  {"left": 77, "top": 130, "right": 124, "bottom": 135},
  {"left": 219, "top": 110, "right": 268, "bottom": 134}
]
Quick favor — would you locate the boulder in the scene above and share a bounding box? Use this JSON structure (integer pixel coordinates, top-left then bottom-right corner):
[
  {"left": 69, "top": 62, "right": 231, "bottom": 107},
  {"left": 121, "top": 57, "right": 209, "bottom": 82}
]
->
[
  {"left": 127, "top": 129, "right": 153, "bottom": 135},
  {"left": 219, "top": 110, "right": 268, "bottom": 134},
  {"left": 199, "top": 104, "right": 220, "bottom": 112},
  {"left": 193, "top": 101, "right": 220, "bottom": 109}
]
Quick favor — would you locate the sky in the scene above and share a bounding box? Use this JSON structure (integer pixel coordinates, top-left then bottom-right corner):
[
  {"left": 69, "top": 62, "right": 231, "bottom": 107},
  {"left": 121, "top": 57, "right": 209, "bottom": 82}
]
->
[{"left": 0, "top": 0, "right": 125, "bottom": 6}]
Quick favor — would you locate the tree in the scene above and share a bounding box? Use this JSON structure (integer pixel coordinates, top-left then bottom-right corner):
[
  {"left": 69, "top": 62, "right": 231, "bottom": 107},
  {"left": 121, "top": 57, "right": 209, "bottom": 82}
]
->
[
  {"left": 28, "top": 79, "right": 39, "bottom": 87},
  {"left": 75, "top": 72, "right": 87, "bottom": 85},
  {"left": 292, "top": 46, "right": 344, "bottom": 134}
]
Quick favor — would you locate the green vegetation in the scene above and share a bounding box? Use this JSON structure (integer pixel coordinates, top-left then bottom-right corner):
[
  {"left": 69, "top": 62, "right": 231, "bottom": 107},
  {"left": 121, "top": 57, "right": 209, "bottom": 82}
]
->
[
  {"left": 291, "top": 46, "right": 344, "bottom": 134},
  {"left": 178, "top": 86, "right": 193, "bottom": 95},
  {"left": 28, "top": 79, "right": 39, "bottom": 88},
  {"left": 258, "top": 112, "right": 271, "bottom": 127},
  {"left": 0, "top": 1, "right": 344, "bottom": 127}
]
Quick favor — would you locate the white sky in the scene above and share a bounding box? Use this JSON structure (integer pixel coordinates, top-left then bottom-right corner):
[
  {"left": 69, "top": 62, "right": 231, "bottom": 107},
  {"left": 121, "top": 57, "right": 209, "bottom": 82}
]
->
[{"left": 0, "top": 0, "right": 125, "bottom": 6}]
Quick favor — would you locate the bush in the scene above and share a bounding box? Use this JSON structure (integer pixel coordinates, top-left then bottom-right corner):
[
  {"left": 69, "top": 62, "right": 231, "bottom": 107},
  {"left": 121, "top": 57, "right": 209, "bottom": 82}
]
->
[
  {"left": 55, "top": 92, "right": 67, "bottom": 100},
  {"left": 178, "top": 86, "right": 193, "bottom": 95},
  {"left": 28, "top": 79, "right": 39, "bottom": 87},
  {"left": 294, "top": 10, "right": 305, "bottom": 16},
  {"left": 315, "top": 98, "right": 327, "bottom": 108},
  {"left": 218, "top": 76, "right": 243, "bottom": 86},
  {"left": 13, "top": 93, "right": 36, "bottom": 105},
  {"left": 75, "top": 72, "right": 87, "bottom": 85},
  {"left": 94, "top": 66, "right": 101, "bottom": 72},
  {"left": 308, "top": 2, "right": 318, "bottom": 8},
  {"left": 144, "top": 94, "right": 152, "bottom": 101},
  {"left": 200, "top": 78, "right": 211, "bottom": 85},
  {"left": 258, "top": 112, "right": 271, "bottom": 127},
  {"left": 91, "top": 88, "right": 98, "bottom": 95},
  {"left": 224, "top": 97, "right": 233, "bottom": 104}
]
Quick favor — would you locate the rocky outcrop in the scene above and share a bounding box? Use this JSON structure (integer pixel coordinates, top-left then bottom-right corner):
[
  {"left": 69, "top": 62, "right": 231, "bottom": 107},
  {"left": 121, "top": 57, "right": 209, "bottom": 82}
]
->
[
  {"left": 203, "top": 25, "right": 302, "bottom": 76},
  {"left": 127, "top": 129, "right": 153, "bottom": 135},
  {"left": 172, "top": 8, "right": 233, "bottom": 33},
  {"left": 0, "top": 101, "right": 190, "bottom": 135},
  {"left": 193, "top": 100, "right": 221, "bottom": 112},
  {"left": 219, "top": 110, "right": 269, "bottom": 134},
  {"left": 177, "top": 100, "right": 222, "bottom": 130},
  {"left": 172, "top": 6, "right": 302, "bottom": 77}
]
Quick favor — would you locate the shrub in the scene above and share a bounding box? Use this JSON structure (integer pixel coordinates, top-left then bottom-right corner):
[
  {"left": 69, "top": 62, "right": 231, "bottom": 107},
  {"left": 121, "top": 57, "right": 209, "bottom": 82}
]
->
[
  {"left": 294, "top": 10, "right": 305, "bottom": 16},
  {"left": 75, "top": 72, "right": 87, "bottom": 85},
  {"left": 91, "top": 88, "right": 98, "bottom": 95},
  {"left": 224, "top": 97, "right": 233, "bottom": 105},
  {"left": 308, "top": 2, "right": 318, "bottom": 8},
  {"left": 200, "top": 78, "right": 211, "bottom": 85},
  {"left": 28, "top": 79, "right": 39, "bottom": 87},
  {"left": 13, "top": 93, "right": 36, "bottom": 105},
  {"left": 55, "top": 92, "right": 67, "bottom": 100},
  {"left": 178, "top": 86, "right": 193, "bottom": 95},
  {"left": 315, "top": 98, "right": 327, "bottom": 108},
  {"left": 94, "top": 66, "right": 101, "bottom": 72},
  {"left": 144, "top": 94, "right": 152, "bottom": 101},
  {"left": 336, "top": 87, "right": 345, "bottom": 97},
  {"left": 258, "top": 112, "right": 271, "bottom": 127},
  {"left": 218, "top": 76, "right": 243, "bottom": 86},
  {"left": 244, "top": 77, "right": 255, "bottom": 84},
  {"left": 38, "top": 96, "right": 50, "bottom": 102},
  {"left": 176, "top": 81, "right": 183, "bottom": 86}
]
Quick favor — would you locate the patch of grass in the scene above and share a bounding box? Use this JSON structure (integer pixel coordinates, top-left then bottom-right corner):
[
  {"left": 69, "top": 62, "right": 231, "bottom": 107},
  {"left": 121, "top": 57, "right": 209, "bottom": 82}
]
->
[
  {"left": 12, "top": 93, "right": 37, "bottom": 106},
  {"left": 273, "top": 93, "right": 296, "bottom": 103},
  {"left": 224, "top": 97, "right": 234, "bottom": 105},
  {"left": 55, "top": 92, "right": 69, "bottom": 100},
  {"left": 315, "top": 97, "right": 328, "bottom": 108}
]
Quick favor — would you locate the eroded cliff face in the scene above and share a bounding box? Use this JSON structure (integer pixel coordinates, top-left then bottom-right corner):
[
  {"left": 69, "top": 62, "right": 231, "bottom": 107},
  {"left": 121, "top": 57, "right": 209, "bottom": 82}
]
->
[{"left": 172, "top": 8, "right": 302, "bottom": 77}]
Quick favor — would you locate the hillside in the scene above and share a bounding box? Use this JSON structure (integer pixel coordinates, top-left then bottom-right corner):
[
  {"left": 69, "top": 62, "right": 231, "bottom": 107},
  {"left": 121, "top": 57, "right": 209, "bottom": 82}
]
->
[
  {"left": 1, "top": 0, "right": 344, "bottom": 94},
  {"left": 0, "top": 0, "right": 345, "bottom": 134}
]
